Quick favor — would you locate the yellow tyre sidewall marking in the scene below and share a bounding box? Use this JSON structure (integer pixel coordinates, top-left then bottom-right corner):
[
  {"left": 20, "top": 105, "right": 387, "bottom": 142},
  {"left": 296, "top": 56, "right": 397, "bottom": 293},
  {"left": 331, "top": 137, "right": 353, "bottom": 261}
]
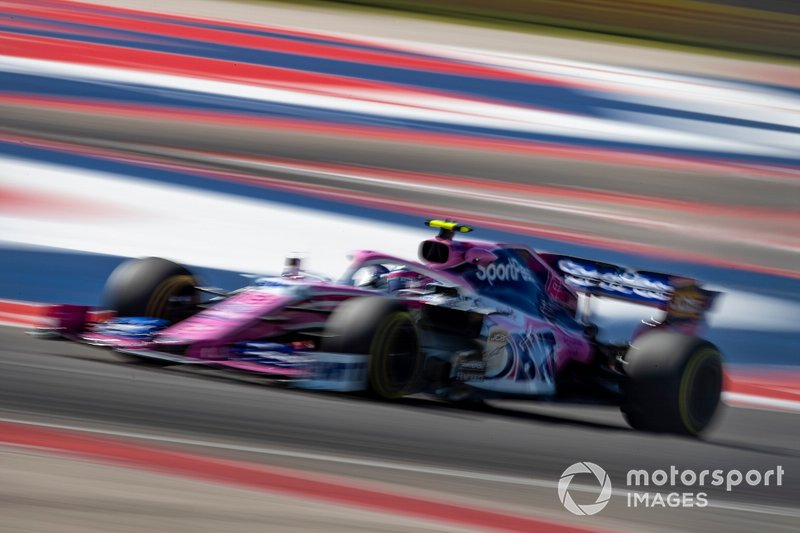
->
[
  {"left": 679, "top": 347, "right": 719, "bottom": 435},
  {"left": 369, "top": 311, "right": 417, "bottom": 399},
  {"left": 146, "top": 275, "right": 194, "bottom": 319}
]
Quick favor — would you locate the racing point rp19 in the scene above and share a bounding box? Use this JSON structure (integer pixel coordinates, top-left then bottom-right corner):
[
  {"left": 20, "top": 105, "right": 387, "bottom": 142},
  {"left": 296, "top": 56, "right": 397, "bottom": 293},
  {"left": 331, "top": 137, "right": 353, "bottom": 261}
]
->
[{"left": 36, "top": 220, "right": 724, "bottom": 437}]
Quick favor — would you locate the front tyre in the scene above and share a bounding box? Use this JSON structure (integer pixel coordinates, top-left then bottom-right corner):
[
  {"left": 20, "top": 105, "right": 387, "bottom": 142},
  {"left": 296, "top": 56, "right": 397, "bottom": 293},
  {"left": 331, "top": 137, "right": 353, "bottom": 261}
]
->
[
  {"left": 322, "top": 297, "right": 423, "bottom": 399},
  {"left": 104, "top": 257, "right": 199, "bottom": 324},
  {"left": 622, "top": 332, "right": 723, "bottom": 437}
]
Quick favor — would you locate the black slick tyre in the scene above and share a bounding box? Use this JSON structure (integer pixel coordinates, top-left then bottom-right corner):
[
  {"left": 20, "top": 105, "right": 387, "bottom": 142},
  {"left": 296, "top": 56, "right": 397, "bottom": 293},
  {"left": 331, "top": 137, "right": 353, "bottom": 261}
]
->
[
  {"left": 322, "top": 297, "right": 423, "bottom": 399},
  {"left": 622, "top": 331, "right": 723, "bottom": 437},
  {"left": 104, "top": 257, "right": 199, "bottom": 324}
]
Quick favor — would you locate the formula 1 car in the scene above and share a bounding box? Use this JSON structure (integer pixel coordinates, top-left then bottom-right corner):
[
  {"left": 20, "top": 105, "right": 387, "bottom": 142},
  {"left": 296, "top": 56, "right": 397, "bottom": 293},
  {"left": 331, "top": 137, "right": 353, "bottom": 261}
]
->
[{"left": 36, "top": 220, "right": 724, "bottom": 436}]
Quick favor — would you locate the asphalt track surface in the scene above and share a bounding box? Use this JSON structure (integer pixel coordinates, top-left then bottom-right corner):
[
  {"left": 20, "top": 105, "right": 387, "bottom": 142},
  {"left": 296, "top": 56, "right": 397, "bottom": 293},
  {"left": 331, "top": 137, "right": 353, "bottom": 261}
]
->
[{"left": 2, "top": 327, "right": 798, "bottom": 532}]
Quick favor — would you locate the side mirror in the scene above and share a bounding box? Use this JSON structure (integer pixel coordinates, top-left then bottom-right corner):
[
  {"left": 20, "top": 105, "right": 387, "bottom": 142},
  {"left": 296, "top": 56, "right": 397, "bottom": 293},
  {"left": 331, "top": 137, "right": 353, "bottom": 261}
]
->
[{"left": 464, "top": 248, "right": 497, "bottom": 265}]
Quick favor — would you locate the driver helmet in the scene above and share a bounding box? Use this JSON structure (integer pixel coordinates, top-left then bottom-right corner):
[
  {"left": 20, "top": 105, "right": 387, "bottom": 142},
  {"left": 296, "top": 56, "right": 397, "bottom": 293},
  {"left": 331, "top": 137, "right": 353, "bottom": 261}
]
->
[
  {"left": 385, "top": 269, "right": 435, "bottom": 293},
  {"left": 353, "top": 264, "right": 390, "bottom": 289}
]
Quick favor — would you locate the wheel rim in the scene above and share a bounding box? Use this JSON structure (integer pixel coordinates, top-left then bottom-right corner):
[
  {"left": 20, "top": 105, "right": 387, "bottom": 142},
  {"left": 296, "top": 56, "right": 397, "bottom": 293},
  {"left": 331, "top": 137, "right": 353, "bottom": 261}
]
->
[
  {"left": 148, "top": 275, "right": 197, "bottom": 322},
  {"left": 164, "top": 284, "right": 196, "bottom": 322},
  {"left": 681, "top": 349, "right": 722, "bottom": 433},
  {"left": 371, "top": 312, "right": 420, "bottom": 397},
  {"left": 383, "top": 321, "right": 418, "bottom": 389},
  {"left": 688, "top": 358, "right": 722, "bottom": 428}
]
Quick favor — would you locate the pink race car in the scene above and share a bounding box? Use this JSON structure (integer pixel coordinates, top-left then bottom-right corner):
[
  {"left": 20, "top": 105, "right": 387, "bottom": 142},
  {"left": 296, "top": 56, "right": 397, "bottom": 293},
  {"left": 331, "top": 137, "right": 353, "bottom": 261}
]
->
[{"left": 37, "top": 220, "right": 724, "bottom": 436}]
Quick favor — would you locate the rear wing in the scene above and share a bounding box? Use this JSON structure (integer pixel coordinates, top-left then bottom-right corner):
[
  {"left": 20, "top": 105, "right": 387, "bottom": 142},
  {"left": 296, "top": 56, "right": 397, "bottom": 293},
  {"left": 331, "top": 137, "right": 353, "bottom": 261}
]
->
[{"left": 539, "top": 254, "right": 720, "bottom": 320}]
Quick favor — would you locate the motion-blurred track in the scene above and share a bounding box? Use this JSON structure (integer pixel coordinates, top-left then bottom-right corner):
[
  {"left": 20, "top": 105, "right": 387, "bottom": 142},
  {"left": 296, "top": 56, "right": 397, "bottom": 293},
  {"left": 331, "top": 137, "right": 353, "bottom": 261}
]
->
[{"left": 1, "top": 327, "right": 798, "bottom": 532}]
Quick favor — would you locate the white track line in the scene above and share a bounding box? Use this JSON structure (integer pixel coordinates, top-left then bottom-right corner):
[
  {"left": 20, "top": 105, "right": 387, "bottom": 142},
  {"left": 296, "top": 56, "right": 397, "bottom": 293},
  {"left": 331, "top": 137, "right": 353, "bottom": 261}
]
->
[{"left": 722, "top": 392, "right": 800, "bottom": 413}]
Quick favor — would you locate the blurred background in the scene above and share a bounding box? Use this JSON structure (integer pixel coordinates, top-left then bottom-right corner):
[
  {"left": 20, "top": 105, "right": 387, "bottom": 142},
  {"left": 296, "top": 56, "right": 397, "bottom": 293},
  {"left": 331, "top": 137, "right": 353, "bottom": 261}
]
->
[
  {"left": 0, "top": 1, "right": 798, "bottom": 532},
  {"left": 322, "top": 0, "right": 800, "bottom": 57}
]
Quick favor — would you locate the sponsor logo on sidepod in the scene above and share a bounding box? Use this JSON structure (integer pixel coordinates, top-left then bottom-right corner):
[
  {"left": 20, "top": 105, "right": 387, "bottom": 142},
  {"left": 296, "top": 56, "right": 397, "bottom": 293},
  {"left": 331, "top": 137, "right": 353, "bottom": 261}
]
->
[{"left": 475, "top": 259, "right": 534, "bottom": 285}]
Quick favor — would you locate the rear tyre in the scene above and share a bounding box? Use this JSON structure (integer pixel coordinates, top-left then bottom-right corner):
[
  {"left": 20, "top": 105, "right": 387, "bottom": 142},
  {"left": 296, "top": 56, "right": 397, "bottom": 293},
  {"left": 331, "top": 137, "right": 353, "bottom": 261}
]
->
[
  {"left": 621, "top": 332, "right": 723, "bottom": 437},
  {"left": 322, "top": 297, "right": 423, "bottom": 399},
  {"left": 104, "top": 257, "right": 199, "bottom": 324}
]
